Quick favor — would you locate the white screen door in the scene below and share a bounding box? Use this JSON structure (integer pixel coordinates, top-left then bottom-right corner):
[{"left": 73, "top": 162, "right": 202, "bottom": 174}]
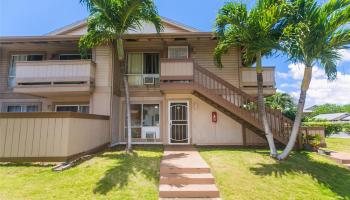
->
[{"left": 169, "top": 101, "right": 189, "bottom": 144}]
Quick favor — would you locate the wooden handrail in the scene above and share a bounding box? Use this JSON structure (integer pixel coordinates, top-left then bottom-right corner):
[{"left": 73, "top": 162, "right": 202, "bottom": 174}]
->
[{"left": 192, "top": 63, "right": 295, "bottom": 146}]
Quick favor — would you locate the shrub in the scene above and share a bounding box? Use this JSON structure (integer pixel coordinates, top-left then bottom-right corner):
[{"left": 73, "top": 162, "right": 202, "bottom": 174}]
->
[{"left": 302, "top": 122, "right": 350, "bottom": 136}]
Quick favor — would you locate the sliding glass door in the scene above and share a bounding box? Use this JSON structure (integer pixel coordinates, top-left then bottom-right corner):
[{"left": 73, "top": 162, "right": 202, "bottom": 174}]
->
[{"left": 127, "top": 53, "right": 159, "bottom": 86}]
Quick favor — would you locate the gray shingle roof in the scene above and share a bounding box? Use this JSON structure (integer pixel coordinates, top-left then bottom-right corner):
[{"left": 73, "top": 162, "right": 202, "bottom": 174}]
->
[{"left": 314, "top": 113, "right": 350, "bottom": 121}]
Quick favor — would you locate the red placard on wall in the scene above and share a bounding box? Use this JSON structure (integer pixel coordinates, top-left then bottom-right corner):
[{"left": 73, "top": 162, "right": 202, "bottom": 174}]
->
[{"left": 212, "top": 112, "right": 217, "bottom": 123}]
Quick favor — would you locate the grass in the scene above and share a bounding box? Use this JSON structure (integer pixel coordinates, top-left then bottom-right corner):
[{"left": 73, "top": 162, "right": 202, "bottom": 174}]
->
[
  {"left": 325, "top": 138, "right": 350, "bottom": 154},
  {"left": 199, "top": 147, "right": 350, "bottom": 200},
  {"left": 0, "top": 146, "right": 163, "bottom": 200}
]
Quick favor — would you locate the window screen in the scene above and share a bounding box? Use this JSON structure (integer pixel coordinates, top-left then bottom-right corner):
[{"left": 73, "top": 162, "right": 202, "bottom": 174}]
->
[{"left": 168, "top": 46, "right": 188, "bottom": 59}]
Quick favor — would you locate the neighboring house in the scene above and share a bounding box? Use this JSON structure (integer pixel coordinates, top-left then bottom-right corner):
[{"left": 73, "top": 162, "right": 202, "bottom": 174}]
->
[
  {"left": 303, "top": 105, "right": 318, "bottom": 115},
  {"left": 341, "top": 116, "right": 350, "bottom": 122},
  {"left": 313, "top": 113, "right": 350, "bottom": 123},
  {"left": 0, "top": 18, "right": 299, "bottom": 161}
]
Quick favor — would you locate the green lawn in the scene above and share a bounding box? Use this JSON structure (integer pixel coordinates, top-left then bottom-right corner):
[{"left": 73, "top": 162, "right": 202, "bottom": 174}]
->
[
  {"left": 325, "top": 138, "right": 350, "bottom": 154},
  {"left": 0, "top": 146, "right": 163, "bottom": 200},
  {"left": 199, "top": 147, "right": 350, "bottom": 200}
]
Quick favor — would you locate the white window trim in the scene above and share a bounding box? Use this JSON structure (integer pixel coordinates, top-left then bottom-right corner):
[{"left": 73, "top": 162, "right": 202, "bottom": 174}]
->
[{"left": 168, "top": 46, "right": 189, "bottom": 59}]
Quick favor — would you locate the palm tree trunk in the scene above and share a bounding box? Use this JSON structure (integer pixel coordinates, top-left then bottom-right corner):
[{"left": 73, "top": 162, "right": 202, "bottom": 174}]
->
[
  {"left": 277, "top": 66, "right": 312, "bottom": 160},
  {"left": 255, "top": 51, "right": 277, "bottom": 157},
  {"left": 124, "top": 75, "right": 132, "bottom": 152},
  {"left": 116, "top": 38, "right": 132, "bottom": 152}
]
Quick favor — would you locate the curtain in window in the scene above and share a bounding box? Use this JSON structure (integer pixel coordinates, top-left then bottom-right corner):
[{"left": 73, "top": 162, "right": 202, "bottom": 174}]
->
[
  {"left": 168, "top": 46, "right": 188, "bottom": 59},
  {"left": 127, "top": 53, "right": 143, "bottom": 85}
]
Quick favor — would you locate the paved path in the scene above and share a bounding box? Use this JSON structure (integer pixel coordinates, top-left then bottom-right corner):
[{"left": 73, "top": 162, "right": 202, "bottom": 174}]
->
[
  {"left": 159, "top": 146, "right": 221, "bottom": 199},
  {"left": 330, "top": 152, "right": 350, "bottom": 169}
]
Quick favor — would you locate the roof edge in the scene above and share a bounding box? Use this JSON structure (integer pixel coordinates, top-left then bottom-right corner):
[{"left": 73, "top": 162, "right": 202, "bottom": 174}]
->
[{"left": 45, "top": 16, "right": 200, "bottom": 36}]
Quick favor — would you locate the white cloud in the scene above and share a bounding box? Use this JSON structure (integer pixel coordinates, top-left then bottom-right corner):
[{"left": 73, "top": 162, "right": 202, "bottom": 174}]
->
[
  {"left": 281, "top": 63, "right": 350, "bottom": 107},
  {"left": 339, "top": 49, "right": 350, "bottom": 63}
]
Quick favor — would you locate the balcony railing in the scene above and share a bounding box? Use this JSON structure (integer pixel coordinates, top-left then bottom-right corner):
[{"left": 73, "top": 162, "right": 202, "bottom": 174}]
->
[
  {"left": 160, "top": 59, "right": 194, "bottom": 81},
  {"left": 240, "top": 67, "right": 275, "bottom": 87},
  {"left": 13, "top": 60, "right": 95, "bottom": 95}
]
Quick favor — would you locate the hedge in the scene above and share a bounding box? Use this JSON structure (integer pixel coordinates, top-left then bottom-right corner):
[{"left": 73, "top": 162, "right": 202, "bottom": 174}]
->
[{"left": 302, "top": 122, "right": 350, "bottom": 136}]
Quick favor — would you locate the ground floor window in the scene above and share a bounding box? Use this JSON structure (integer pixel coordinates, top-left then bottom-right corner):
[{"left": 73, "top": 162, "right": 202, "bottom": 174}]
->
[
  {"left": 5, "top": 103, "right": 40, "bottom": 112},
  {"left": 55, "top": 104, "right": 89, "bottom": 113},
  {"left": 125, "top": 103, "right": 160, "bottom": 140}
]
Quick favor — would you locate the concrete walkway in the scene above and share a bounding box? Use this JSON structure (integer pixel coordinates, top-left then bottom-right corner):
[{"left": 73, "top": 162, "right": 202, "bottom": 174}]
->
[
  {"left": 330, "top": 152, "right": 350, "bottom": 169},
  {"left": 159, "top": 146, "right": 220, "bottom": 199}
]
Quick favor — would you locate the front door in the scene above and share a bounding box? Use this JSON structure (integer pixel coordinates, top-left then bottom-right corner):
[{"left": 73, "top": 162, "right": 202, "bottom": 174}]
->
[{"left": 169, "top": 101, "right": 189, "bottom": 144}]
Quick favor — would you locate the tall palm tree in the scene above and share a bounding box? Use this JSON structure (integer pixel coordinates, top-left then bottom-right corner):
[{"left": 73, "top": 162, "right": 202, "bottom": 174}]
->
[
  {"left": 277, "top": 0, "right": 350, "bottom": 159},
  {"left": 79, "top": 0, "right": 163, "bottom": 152},
  {"left": 215, "top": 0, "right": 287, "bottom": 157}
]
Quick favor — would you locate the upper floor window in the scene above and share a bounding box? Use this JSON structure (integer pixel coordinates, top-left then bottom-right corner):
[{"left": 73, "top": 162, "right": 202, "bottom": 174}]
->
[
  {"left": 168, "top": 46, "right": 188, "bottom": 59},
  {"left": 127, "top": 53, "right": 159, "bottom": 86},
  {"left": 59, "top": 54, "right": 91, "bottom": 60},
  {"left": 4, "top": 103, "right": 40, "bottom": 112},
  {"left": 8, "top": 54, "right": 43, "bottom": 88},
  {"left": 55, "top": 104, "right": 89, "bottom": 113}
]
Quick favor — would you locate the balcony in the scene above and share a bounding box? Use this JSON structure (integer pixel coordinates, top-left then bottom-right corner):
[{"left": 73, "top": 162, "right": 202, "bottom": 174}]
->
[
  {"left": 239, "top": 67, "right": 276, "bottom": 96},
  {"left": 13, "top": 60, "right": 95, "bottom": 97},
  {"left": 159, "top": 59, "right": 194, "bottom": 93}
]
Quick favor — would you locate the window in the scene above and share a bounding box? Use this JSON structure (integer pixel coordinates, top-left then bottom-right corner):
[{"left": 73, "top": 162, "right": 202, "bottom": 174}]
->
[
  {"left": 55, "top": 105, "right": 89, "bottom": 113},
  {"left": 59, "top": 54, "right": 92, "bottom": 60},
  {"left": 6, "top": 104, "right": 39, "bottom": 112},
  {"left": 125, "top": 104, "right": 160, "bottom": 139},
  {"left": 127, "top": 53, "right": 160, "bottom": 86},
  {"left": 168, "top": 46, "right": 188, "bottom": 59},
  {"left": 8, "top": 54, "right": 43, "bottom": 88}
]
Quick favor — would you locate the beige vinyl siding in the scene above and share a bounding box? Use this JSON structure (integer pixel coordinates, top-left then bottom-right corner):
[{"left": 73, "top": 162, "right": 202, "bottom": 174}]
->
[
  {"left": 191, "top": 40, "right": 240, "bottom": 87},
  {"left": 0, "top": 47, "right": 8, "bottom": 92},
  {"left": 90, "top": 46, "right": 113, "bottom": 115}
]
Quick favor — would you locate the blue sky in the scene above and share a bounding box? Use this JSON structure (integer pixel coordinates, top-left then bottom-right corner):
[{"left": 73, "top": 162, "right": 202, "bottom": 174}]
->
[{"left": 1, "top": 0, "right": 349, "bottom": 106}]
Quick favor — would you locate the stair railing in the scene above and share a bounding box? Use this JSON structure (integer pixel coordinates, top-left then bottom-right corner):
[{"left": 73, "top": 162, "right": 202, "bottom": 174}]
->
[{"left": 192, "top": 62, "right": 296, "bottom": 145}]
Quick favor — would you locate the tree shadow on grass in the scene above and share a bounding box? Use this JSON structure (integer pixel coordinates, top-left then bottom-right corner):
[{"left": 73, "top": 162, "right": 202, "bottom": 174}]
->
[
  {"left": 250, "top": 151, "right": 350, "bottom": 199},
  {"left": 93, "top": 146, "right": 163, "bottom": 195}
]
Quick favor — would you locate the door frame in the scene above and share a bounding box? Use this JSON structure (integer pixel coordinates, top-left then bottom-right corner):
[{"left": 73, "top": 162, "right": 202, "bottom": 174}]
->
[{"left": 168, "top": 100, "right": 190, "bottom": 145}]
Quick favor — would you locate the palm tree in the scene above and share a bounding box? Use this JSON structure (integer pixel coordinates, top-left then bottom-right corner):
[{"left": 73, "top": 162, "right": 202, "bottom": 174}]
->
[
  {"left": 215, "top": 0, "right": 287, "bottom": 157},
  {"left": 277, "top": 0, "right": 350, "bottom": 159},
  {"left": 79, "top": 0, "right": 163, "bottom": 152},
  {"left": 265, "top": 92, "right": 295, "bottom": 111}
]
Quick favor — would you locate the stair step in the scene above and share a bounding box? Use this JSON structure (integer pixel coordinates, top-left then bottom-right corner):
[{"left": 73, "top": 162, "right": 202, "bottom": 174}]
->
[
  {"left": 159, "top": 184, "right": 220, "bottom": 198},
  {"left": 160, "top": 173, "right": 215, "bottom": 184},
  {"left": 160, "top": 167, "right": 210, "bottom": 174}
]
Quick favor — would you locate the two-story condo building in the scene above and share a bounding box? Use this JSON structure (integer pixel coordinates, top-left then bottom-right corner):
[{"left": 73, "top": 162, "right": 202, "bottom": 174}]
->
[{"left": 0, "top": 18, "right": 296, "bottom": 162}]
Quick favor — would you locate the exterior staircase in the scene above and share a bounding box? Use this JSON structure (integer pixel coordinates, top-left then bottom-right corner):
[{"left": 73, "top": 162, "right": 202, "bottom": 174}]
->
[
  {"left": 161, "top": 61, "right": 300, "bottom": 148},
  {"left": 159, "top": 146, "right": 220, "bottom": 199}
]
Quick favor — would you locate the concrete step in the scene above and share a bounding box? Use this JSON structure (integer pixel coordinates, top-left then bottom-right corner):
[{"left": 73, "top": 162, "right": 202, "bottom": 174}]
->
[
  {"left": 159, "top": 184, "right": 220, "bottom": 198},
  {"left": 330, "top": 153, "right": 350, "bottom": 164},
  {"left": 160, "top": 166, "right": 211, "bottom": 174},
  {"left": 160, "top": 173, "right": 215, "bottom": 184}
]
